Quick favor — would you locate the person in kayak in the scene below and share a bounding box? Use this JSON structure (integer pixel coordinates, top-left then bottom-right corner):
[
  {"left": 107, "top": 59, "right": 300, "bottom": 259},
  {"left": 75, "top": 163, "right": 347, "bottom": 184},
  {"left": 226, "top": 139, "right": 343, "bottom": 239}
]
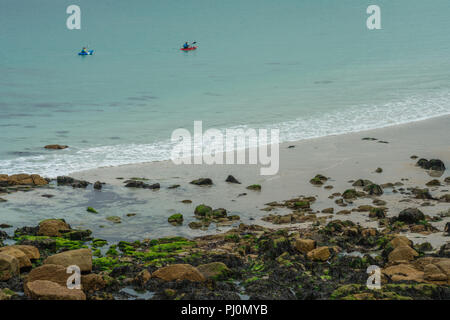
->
[
  {"left": 81, "top": 47, "right": 88, "bottom": 53},
  {"left": 183, "top": 42, "right": 190, "bottom": 49}
]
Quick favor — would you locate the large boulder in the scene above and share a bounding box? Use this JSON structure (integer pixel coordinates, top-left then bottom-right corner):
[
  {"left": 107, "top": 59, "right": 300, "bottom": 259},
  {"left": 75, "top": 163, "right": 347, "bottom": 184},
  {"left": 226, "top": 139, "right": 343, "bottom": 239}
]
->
[
  {"left": 388, "top": 245, "right": 418, "bottom": 263},
  {"left": 382, "top": 264, "right": 424, "bottom": 282},
  {"left": 416, "top": 159, "right": 445, "bottom": 171},
  {"left": 423, "top": 264, "right": 447, "bottom": 282},
  {"left": 25, "top": 264, "right": 69, "bottom": 288},
  {"left": 38, "top": 219, "right": 70, "bottom": 237},
  {"left": 43, "top": 248, "right": 92, "bottom": 272},
  {"left": 306, "top": 246, "right": 331, "bottom": 261},
  {"left": 44, "top": 144, "right": 68, "bottom": 150},
  {"left": 389, "top": 236, "right": 413, "bottom": 249},
  {"left": 294, "top": 239, "right": 316, "bottom": 254},
  {"left": 24, "top": 280, "right": 86, "bottom": 300},
  {"left": 2, "top": 174, "right": 48, "bottom": 186},
  {"left": 152, "top": 264, "right": 205, "bottom": 282},
  {"left": 0, "top": 247, "right": 31, "bottom": 269},
  {"left": 396, "top": 208, "right": 425, "bottom": 224},
  {"left": 1, "top": 245, "right": 40, "bottom": 260},
  {"left": 0, "top": 253, "right": 20, "bottom": 281}
]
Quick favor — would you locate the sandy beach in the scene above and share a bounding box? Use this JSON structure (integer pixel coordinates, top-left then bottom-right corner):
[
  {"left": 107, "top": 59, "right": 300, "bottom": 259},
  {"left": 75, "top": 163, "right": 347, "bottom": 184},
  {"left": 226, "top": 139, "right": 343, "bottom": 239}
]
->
[{"left": 69, "top": 115, "right": 450, "bottom": 246}]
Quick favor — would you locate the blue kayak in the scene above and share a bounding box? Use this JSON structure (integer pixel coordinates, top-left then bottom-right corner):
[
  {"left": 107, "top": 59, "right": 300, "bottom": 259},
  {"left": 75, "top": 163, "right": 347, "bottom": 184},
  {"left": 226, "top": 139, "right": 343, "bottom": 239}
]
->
[{"left": 78, "top": 50, "right": 94, "bottom": 56}]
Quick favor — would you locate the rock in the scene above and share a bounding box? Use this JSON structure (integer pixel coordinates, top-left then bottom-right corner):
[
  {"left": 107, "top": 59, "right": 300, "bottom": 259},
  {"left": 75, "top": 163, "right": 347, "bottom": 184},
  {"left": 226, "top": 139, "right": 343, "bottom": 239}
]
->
[
  {"left": 426, "top": 179, "right": 441, "bottom": 187},
  {"left": 225, "top": 175, "right": 241, "bottom": 184},
  {"left": 87, "top": 207, "right": 98, "bottom": 214},
  {"left": 445, "top": 177, "right": 450, "bottom": 184},
  {"left": 134, "top": 269, "right": 151, "bottom": 286},
  {"left": 389, "top": 236, "right": 413, "bottom": 248},
  {"left": 306, "top": 246, "right": 330, "bottom": 261},
  {"left": 342, "top": 189, "right": 358, "bottom": 199},
  {"left": 194, "top": 204, "right": 213, "bottom": 217},
  {"left": 388, "top": 245, "right": 418, "bottom": 263},
  {"left": 423, "top": 264, "right": 447, "bottom": 282},
  {"left": 212, "top": 208, "right": 227, "bottom": 218},
  {"left": 294, "top": 239, "right": 316, "bottom": 254},
  {"left": 0, "top": 247, "right": 31, "bottom": 269},
  {"left": 375, "top": 167, "right": 383, "bottom": 173},
  {"left": 168, "top": 214, "right": 183, "bottom": 225},
  {"left": 106, "top": 216, "right": 121, "bottom": 224},
  {"left": 0, "top": 288, "right": 16, "bottom": 300},
  {"left": 4, "top": 174, "right": 48, "bottom": 186},
  {"left": 0, "top": 253, "right": 20, "bottom": 280},
  {"left": 197, "top": 262, "right": 231, "bottom": 280},
  {"left": 383, "top": 264, "right": 424, "bottom": 282},
  {"left": 57, "top": 176, "right": 89, "bottom": 188},
  {"left": 25, "top": 280, "right": 86, "bottom": 300},
  {"left": 152, "top": 264, "right": 205, "bottom": 282},
  {"left": 81, "top": 273, "right": 107, "bottom": 292},
  {"left": 439, "top": 194, "right": 450, "bottom": 203},
  {"left": 363, "top": 184, "right": 383, "bottom": 196},
  {"left": 336, "top": 210, "right": 351, "bottom": 215},
  {"left": 321, "top": 208, "right": 334, "bottom": 214},
  {"left": 93, "top": 181, "right": 102, "bottom": 190},
  {"left": 44, "top": 144, "right": 68, "bottom": 150},
  {"left": 352, "top": 179, "right": 373, "bottom": 187},
  {"left": 412, "top": 188, "right": 433, "bottom": 200},
  {"left": 310, "top": 174, "right": 327, "bottom": 186},
  {"left": 25, "top": 264, "right": 68, "bottom": 288},
  {"left": 190, "top": 178, "right": 213, "bottom": 186},
  {"left": 396, "top": 208, "right": 425, "bottom": 224},
  {"left": 168, "top": 184, "right": 180, "bottom": 189},
  {"left": 0, "top": 245, "right": 39, "bottom": 260},
  {"left": 38, "top": 219, "right": 70, "bottom": 237},
  {"left": 246, "top": 184, "right": 261, "bottom": 191},
  {"left": 369, "top": 207, "right": 386, "bottom": 219},
  {"left": 44, "top": 248, "right": 92, "bottom": 272},
  {"left": 445, "top": 222, "right": 450, "bottom": 235},
  {"left": 124, "top": 180, "right": 160, "bottom": 189},
  {"left": 417, "top": 159, "right": 446, "bottom": 171}
]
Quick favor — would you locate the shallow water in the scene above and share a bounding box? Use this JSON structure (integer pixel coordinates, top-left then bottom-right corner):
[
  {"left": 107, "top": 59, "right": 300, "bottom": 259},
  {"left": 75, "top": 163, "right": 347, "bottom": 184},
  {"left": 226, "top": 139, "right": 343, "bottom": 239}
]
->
[{"left": 1, "top": 0, "right": 450, "bottom": 177}]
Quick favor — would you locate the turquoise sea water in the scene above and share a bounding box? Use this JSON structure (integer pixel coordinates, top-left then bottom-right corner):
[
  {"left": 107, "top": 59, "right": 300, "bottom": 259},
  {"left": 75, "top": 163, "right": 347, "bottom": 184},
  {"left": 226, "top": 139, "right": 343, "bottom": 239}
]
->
[{"left": 1, "top": 0, "right": 450, "bottom": 177}]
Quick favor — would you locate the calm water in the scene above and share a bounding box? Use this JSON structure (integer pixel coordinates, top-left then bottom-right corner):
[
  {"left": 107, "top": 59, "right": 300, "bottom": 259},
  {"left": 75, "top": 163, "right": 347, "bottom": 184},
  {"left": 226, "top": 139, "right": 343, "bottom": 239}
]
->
[{"left": 1, "top": 0, "right": 450, "bottom": 177}]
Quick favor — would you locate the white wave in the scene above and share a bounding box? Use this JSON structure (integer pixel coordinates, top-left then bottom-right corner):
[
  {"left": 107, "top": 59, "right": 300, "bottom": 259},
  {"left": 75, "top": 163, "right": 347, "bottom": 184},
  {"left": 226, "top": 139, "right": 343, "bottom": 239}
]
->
[{"left": 1, "top": 91, "right": 449, "bottom": 178}]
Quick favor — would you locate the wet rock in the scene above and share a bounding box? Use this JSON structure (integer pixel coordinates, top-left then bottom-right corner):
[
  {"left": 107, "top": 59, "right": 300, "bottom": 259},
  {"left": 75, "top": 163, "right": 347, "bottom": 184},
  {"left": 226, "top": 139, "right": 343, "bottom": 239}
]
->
[
  {"left": 363, "top": 184, "right": 383, "bottom": 196},
  {"left": 321, "top": 208, "right": 334, "bottom": 214},
  {"left": 306, "top": 246, "right": 330, "bottom": 261},
  {"left": 61, "top": 229, "right": 92, "bottom": 241},
  {"left": 444, "top": 222, "right": 449, "bottom": 235},
  {"left": 44, "top": 248, "right": 92, "bottom": 272},
  {"left": 106, "top": 216, "right": 121, "bottom": 224},
  {"left": 225, "top": 175, "right": 241, "bottom": 184},
  {"left": 25, "top": 280, "right": 86, "bottom": 300},
  {"left": 342, "top": 189, "right": 358, "bottom": 199},
  {"left": 0, "top": 247, "right": 32, "bottom": 269},
  {"left": 352, "top": 179, "right": 373, "bottom": 187},
  {"left": 0, "top": 253, "right": 20, "bottom": 281},
  {"left": 124, "top": 180, "right": 160, "bottom": 189},
  {"left": 57, "top": 176, "right": 89, "bottom": 188},
  {"left": 152, "top": 264, "right": 205, "bottom": 282},
  {"left": 388, "top": 246, "right": 418, "bottom": 263},
  {"left": 81, "top": 273, "right": 107, "bottom": 292},
  {"left": 375, "top": 167, "right": 383, "bottom": 173},
  {"left": 412, "top": 188, "right": 433, "bottom": 200},
  {"left": 369, "top": 207, "right": 386, "bottom": 219},
  {"left": 194, "top": 204, "right": 213, "bottom": 217},
  {"left": 1, "top": 174, "right": 48, "bottom": 186},
  {"left": 190, "top": 178, "right": 213, "bottom": 186},
  {"left": 246, "top": 184, "right": 261, "bottom": 191},
  {"left": 168, "top": 214, "right": 183, "bottom": 225},
  {"left": 294, "top": 239, "right": 316, "bottom": 254},
  {"left": 389, "top": 236, "right": 413, "bottom": 249},
  {"left": 93, "top": 181, "right": 102, "bottom": 190},
  {"left": 426, "top": 179, "right": 441, "bottom": 187},
  {"left": 44, "top": 144, "right": 68, "bottom": 150},
  {"left": 383, "top": 264, "right": 423, "bottom": 282},
  {"left": 445, "top": 177, "right": 450, "bottom": 184},
  {"left": 395, "top": 208, "right": 425, "bottom": 224},
  {"left": 38, "top": 219, "right": 70, "bottom": 237},
  {"left": 310, "top": 174, "right": 327, "bottom": 186},
  {"left": 25, "top": 264, "right": 68, "bottom": 288},
  {"left": 423, "top": 264, "right": 447, "bottom": 282},
  {"left": 197, "top": 262, "right": 231, "bottom": 280},
  {"left": 134, "top": 269, "right": 151, "bottom": 286},
  {"left": 1, "top": 245, "right": 39, "bottom": 260},
  {"left": 439, "top": 194, "right": 450, "bottom": 203},
  {"left": 168, "top": 184, "right": 180, "bottom": 189},
  {"left": 416, "top": 159, "right": 446, "bottom": 171}
]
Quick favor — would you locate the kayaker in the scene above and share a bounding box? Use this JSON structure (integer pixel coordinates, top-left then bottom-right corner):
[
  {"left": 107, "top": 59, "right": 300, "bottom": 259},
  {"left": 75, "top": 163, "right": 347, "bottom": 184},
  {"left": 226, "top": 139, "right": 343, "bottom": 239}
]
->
[
  {"left": 183, "top": 42, "right": 190, "bottom": 49},
  {"left": 81, "top": 47, "right": 88, "bottom": 53}
]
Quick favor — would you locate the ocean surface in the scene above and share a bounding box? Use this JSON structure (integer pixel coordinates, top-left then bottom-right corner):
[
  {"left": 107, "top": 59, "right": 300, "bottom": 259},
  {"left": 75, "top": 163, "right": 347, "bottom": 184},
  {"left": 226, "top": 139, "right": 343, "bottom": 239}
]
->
[{"left": 1, "top": 0, "right": 450, "bottom": 177}]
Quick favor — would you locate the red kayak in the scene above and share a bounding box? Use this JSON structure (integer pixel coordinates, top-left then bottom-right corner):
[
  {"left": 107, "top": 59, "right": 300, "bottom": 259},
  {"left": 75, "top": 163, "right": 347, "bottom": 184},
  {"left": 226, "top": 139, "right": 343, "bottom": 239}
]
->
[{"left": 180, "top": 46, "right": 198, "bottom": 51}]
